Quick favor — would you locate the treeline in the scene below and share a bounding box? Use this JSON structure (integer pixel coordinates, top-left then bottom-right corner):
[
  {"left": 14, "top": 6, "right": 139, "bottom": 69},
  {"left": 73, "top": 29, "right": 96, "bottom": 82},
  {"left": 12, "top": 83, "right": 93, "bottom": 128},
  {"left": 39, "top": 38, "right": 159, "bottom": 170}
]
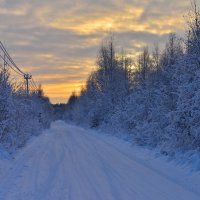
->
[
  {"left": 0, "top": 69, "right": 52, "bottom": 153},
  {"left": 65, "top": 3, "right": 200, "bottom": 155}
]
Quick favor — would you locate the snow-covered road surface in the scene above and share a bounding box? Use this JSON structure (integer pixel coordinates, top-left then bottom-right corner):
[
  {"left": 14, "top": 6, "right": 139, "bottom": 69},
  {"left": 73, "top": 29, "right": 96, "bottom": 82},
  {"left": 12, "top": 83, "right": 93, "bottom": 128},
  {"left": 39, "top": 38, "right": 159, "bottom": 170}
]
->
[{"left": 0, "top": 121, "right": 199, "bottom": 200}]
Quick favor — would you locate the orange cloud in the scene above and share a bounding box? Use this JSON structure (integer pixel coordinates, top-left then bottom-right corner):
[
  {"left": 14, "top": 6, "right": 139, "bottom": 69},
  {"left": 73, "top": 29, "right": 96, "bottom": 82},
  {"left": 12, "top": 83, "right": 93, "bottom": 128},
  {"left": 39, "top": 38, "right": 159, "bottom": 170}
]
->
[
  {"left": 46, "top": 5, "right": 185, "bottom": 36},
  {"left": 0, "top": 0, "right": 191, "bottom": 103},
  {"left": 47, "top": 7, "right": 144, "bottom": 34}
]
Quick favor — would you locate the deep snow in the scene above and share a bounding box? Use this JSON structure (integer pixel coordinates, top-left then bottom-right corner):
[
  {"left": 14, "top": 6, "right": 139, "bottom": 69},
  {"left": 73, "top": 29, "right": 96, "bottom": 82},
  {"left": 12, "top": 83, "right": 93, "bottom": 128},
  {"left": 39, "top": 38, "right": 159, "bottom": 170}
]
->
[{"left": 0, "top": 121, "right": 199, "bottom": 200}]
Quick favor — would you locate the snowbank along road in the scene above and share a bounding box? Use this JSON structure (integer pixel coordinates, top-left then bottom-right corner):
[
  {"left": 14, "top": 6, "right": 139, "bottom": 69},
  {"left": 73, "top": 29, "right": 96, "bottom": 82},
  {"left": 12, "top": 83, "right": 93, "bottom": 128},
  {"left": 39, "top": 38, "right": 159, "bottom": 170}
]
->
[{"left": 0, "top": 121, "right": 199, "bottom": 200}]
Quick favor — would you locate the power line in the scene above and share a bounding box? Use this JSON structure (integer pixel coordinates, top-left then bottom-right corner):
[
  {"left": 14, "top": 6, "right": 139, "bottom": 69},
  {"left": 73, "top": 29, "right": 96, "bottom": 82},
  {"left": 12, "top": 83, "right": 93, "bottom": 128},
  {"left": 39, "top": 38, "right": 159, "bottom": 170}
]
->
[
  {"left": 0, "top": 41, "right": 25, "bottom": 75},
  {"left": 0, "top": 41, "right": 38, "bottom": 96},
  {"left": 30, "top": 79, "right": 38, "bottom": 90},
  {"left": 0, "top": 53, "right": 23, "bottom": 76},
  {"left": 31, "top": 78, "right": 37, "bottom": 88}
]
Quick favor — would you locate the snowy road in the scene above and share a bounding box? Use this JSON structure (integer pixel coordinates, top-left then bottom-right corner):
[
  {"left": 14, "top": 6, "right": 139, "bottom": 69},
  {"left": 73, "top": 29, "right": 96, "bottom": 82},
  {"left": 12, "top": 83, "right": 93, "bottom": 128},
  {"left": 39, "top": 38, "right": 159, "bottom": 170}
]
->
[{"left": 0, "top": 121, "right": 199, "bottom": 200}]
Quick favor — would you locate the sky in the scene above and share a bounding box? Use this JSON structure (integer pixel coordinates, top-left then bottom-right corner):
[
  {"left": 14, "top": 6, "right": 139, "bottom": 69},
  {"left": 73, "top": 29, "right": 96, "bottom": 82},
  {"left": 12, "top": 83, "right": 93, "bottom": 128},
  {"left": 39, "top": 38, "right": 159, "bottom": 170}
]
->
[{"left": 0, "top": 0, "right": 193, "bottom": 103}]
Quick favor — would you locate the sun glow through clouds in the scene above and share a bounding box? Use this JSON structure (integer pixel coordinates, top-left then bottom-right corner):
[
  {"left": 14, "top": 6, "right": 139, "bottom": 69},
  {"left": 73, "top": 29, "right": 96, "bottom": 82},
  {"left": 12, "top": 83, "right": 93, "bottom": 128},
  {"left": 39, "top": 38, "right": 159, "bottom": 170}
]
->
[{"left": 0, "top": 0, "right": 191, "bottom": 103}]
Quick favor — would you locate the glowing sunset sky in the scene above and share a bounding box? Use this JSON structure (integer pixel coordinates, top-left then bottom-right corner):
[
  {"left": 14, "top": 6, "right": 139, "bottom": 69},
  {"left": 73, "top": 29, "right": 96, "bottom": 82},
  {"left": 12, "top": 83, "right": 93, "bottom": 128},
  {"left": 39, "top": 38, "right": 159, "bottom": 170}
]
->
[{"left": 0, "top": 0, "right": 193, "bottom": 103}]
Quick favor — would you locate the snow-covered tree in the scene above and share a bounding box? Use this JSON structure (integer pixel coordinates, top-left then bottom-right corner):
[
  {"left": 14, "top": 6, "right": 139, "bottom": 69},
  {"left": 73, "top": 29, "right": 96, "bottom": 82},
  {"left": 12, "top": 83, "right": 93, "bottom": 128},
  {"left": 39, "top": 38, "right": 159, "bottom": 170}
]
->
[
  {"left": 0, "top": 68, "right": 53, "bottom": 152},
  {"left": 65, "top": 1, "right": 200, "bottom": 156}
]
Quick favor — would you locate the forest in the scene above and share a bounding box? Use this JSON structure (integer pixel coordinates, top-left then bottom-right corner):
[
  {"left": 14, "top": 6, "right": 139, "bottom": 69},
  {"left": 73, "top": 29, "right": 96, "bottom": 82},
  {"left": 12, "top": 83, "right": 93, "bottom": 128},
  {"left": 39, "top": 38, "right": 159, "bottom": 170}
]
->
[
  {"left": 0, "top": 69, "right": 52, "bottom": 153},
  {"left": 1, "top": 1, "right": 200, "bottom": 199},
  {"left": 65, "top": 3, "right": 200, "bottom": 156},
  {"left": 1, "top": 2, "right": 200, "bottom": 159}
]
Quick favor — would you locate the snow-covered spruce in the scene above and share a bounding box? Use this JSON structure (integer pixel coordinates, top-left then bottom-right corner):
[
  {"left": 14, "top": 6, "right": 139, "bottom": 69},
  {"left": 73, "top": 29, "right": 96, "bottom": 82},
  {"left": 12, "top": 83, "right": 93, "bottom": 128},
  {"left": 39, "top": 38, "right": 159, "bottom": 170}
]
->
[
  {"left": 65, "top": 4, "right": 200, "bottom": 166},
  {"left": 0, "top": 70, "right": 53, "bottom": 153}
]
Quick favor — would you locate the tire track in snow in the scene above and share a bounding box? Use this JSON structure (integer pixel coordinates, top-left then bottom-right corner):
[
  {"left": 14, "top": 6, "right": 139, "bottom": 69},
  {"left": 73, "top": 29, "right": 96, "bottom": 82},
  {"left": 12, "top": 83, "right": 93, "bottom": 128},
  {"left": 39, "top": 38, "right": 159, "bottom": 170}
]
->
[{"left": 0, "top": 121, "right": 199, "bottom": 200}]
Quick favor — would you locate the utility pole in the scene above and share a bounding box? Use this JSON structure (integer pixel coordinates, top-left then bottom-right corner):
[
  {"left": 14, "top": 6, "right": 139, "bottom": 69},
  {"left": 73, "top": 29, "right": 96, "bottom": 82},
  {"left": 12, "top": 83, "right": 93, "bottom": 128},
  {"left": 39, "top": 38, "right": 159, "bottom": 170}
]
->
[{"left": 24, "top": 74, "right": 32, "bottom": 96}]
